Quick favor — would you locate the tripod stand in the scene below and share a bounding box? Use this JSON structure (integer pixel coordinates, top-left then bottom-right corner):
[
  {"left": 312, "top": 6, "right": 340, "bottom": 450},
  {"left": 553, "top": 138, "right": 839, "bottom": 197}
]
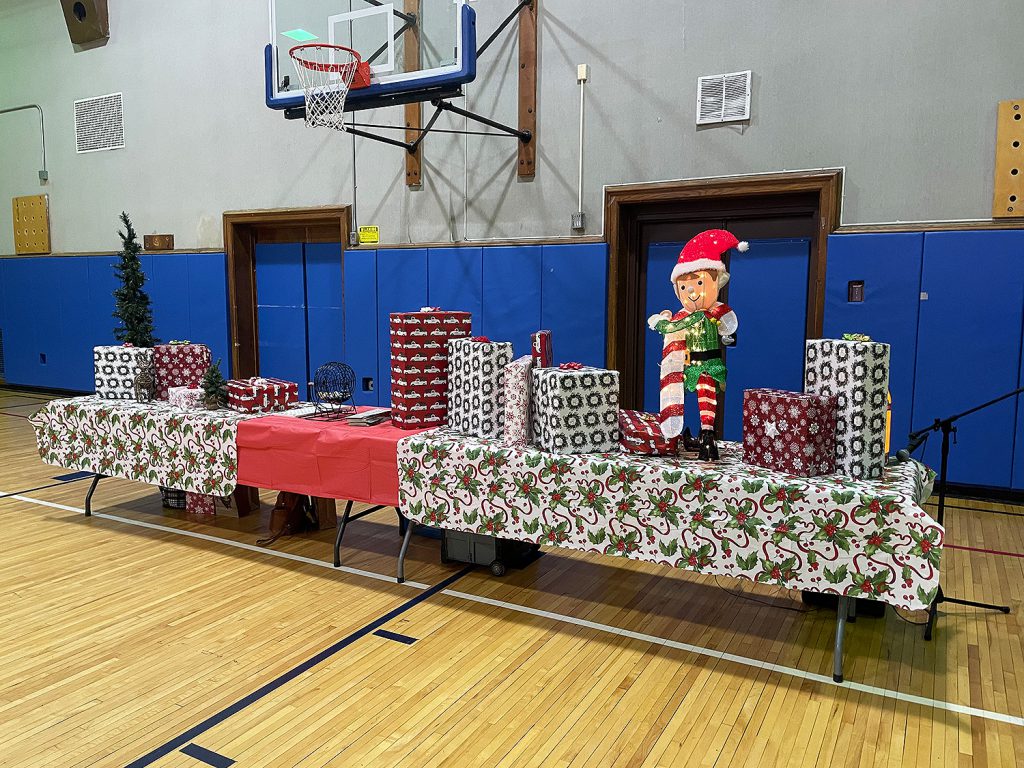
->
[{"left": 901, "top": 389, "right": 1019, "bottom": 640}]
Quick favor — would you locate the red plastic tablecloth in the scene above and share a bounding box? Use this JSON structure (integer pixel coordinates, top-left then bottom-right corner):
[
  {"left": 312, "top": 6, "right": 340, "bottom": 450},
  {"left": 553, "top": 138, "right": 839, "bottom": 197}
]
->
[{"left": 236, "top": 412, "right": 427, "bottom": 507}]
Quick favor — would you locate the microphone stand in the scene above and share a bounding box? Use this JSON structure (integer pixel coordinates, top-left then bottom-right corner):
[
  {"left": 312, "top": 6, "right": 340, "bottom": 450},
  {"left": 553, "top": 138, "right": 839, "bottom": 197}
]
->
[{"left": 900, "top": 388, "right": 1021, "bottom": 640}]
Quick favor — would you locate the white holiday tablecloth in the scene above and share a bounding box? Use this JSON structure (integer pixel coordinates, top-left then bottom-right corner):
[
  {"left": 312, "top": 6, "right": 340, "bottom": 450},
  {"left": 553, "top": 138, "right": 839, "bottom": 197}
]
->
[{"left": 398, "top": 431, "right": 941, "bottom": 611}]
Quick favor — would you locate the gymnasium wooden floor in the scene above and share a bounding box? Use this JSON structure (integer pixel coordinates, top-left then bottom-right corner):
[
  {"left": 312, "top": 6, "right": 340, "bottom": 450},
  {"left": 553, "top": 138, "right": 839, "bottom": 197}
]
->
[{"left": 2, "top": 388, "right": 1023, "bottom": 767}]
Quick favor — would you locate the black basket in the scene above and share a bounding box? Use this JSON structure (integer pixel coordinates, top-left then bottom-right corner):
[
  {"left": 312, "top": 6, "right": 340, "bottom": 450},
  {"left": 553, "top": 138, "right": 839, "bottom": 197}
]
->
[{"left": 159, "top": 486, "right": 187, "bottom": 509}]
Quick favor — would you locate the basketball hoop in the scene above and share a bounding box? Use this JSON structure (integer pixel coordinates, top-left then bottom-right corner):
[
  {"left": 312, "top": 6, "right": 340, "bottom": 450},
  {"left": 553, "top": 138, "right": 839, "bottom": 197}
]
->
[{"left": 289, "top": 44, "right": 370, "bottom": 130}]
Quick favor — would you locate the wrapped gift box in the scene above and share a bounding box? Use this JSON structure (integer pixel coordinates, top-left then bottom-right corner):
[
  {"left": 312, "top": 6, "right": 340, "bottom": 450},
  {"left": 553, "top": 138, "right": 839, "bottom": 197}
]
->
[
  {"left": 742, "top": 389, "right": 838, "bottom": 476},
  {"left": 503, "top": 355, "right": 534, "bottom": 447},
  {"left": 226, "top": 377, "right": 299, "bottom": 413},
  {"left": 447, "top": 337, "right": 514, "bottom": 438},
  {"left": 168, "top": 386, "right": 204, "bottom": 410},
  {"left": 619, "top": 410, "right": 678, "bottom": 455},
  {"left": 804, "top": 339, "right": 890, "bottom": 479},
  {"left": 153, "top": 342, "right": 212, "bottom": 400},
  {"left": 94, "top": 345, "right": 155, "bottom": 400},
  {"left": 390, "top": 308, "right": 472, "bottom": 430},
  {"left": 531, "top": 330, "right": 553, "bottom": 368},
  {"left": 532, "top": 364, "right": 620, "bottom": 454},
  {"left": 185, "top": 492, "right": 216, "bottom": 516}
]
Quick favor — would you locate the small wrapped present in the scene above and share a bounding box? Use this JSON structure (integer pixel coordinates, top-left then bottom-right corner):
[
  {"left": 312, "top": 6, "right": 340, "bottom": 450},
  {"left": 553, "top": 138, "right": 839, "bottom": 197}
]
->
[
  {"left": 226, "top": 377, "right": 299, "bottom": 413},
  {"left": 447, "top": 337, "right": 514, "bottom": 438},
  {"left": 168, "top": 386, "right": 204, "bottom": 410},
  {"left": 804, "top": 338, "right": 890, "bottom": 479},
  {"left": 390, "top": 308, "right": 472, "bottom": 430},
  {"left": 742, "top": 389, "right": 838, "bottom": 477},
  {"left": 94, "top": 345, "right": 155, "bottom": 400},
  {"left": 185, "top": 492, "right": 216, "bottom": 515},
  {"left": 531, "top": 330, "right": 553, "bottom": 368},
  {"left": 153, "top": 342, "right": 212, "bottom": 399},
  {"left": 532, "top": 363, "right": 620, "bottom": 454},
  {"left": 618, "top": 410, "right": 678, "bottom": 455},
  {"left": 503, "top": 356, "right": 534, "bottom": 447}
]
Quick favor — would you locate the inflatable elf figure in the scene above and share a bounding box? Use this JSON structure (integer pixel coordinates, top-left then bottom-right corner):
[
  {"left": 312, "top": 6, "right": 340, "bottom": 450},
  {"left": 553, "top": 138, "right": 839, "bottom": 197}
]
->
[{"left": 647, "top": 230, "right": 744, "bottom": 461}]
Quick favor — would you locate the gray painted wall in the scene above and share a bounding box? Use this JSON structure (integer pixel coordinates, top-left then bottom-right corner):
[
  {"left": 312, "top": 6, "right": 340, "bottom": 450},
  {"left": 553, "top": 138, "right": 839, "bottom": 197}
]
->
[{"left": 0, "top": 0, "right": 1020, "bottom": 254}]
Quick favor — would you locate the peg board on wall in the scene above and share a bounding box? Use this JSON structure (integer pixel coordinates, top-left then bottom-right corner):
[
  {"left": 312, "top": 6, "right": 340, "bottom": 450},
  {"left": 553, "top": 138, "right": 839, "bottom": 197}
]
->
[
  {"left": 12, "top": 194, "right": 51, "bottom": 254},
  {"left": 993, "top": 99, "right": 1024, "bottom": 218}
]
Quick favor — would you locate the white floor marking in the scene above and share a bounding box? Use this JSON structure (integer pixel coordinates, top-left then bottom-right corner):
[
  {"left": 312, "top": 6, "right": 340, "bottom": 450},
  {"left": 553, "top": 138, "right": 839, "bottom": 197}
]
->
[{"left": 3, "top": 490, "right": 1021, "bottom": 727}]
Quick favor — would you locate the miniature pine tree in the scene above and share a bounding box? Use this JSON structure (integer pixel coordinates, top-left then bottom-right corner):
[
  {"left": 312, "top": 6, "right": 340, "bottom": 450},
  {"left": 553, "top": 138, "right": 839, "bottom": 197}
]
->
[
  {"left": 112, "top": 211, "right": 158, "bottom": 347},
  {"left": 201, "top": 359, "right": 228, "bottom": 409}
]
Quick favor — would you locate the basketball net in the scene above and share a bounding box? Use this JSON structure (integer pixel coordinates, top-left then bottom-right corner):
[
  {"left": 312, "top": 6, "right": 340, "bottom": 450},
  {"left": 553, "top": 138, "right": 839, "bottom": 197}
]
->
[{"left": 289, "top": 44, "right": 362, "bottom": 131}]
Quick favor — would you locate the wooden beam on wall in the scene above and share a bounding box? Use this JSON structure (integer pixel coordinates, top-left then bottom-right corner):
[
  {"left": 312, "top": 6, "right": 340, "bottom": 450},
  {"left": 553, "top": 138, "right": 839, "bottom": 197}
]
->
[
  {"left": 517, "top": 0, "right": 537, "bottom": 179},
  {"left": 404, "top": 0, "right": 422, "bottom": 187},
  {"left": 993, "top": 98, "right": 1024, "bottom": 218}
]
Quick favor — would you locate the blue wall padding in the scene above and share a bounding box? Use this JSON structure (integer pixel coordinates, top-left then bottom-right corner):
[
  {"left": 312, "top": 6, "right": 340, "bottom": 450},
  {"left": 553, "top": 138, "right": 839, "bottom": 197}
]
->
[
  {"left": 912, "top": 231, "right": 1024, "bottom": 487},
  {"left": 1013, "top": 352, "right": 1024, "bottom": 489},
  {"left": 481, "top": 245, "right": 543, "bottom": 358},
  {"left": 541, "top": 243, "right": 608, "bottom": 368},
  {"left": 375, "top": 248, "right": 428, "bottom": 405},
  {"left": 343, "top": 248, "right": 379, "bottom": 406},
  {"left": 148, "top": 254, "right": 191, "bottom": 341},
  {"left": 643, "top": 243, "right": 692, "bottom": 425},
  {"left": 304, "top": 242, "right": 345, "bottom": 391},
  {"left": 255, "top": 243, "right": 308, "bottom": 398},
  {"left": 427, "top": 247, "right": 483, "bottom": 323},
  {"left": 185, "top": 253, "right": 232, "bottom": 378},
  {"left": 823, "top": 232, "right": 924, "bottom": 456},
  {"left": 721, "top": 238, "right": 811, "bottom": 441}
]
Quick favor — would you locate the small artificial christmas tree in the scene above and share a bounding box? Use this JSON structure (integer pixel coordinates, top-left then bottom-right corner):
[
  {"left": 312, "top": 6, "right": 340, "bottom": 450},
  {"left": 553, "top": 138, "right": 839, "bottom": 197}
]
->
[
  {"left": 201, "top": 359, "right": 228, "bottom": 409},
  {"left": 112, "top": 211, "right": 158, "bottom": 347}
]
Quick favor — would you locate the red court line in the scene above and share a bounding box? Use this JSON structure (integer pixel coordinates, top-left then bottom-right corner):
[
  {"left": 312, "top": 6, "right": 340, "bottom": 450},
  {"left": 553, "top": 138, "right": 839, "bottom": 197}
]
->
[{"left": 946, "top": 543, "right": 1024, "bottom": 559}]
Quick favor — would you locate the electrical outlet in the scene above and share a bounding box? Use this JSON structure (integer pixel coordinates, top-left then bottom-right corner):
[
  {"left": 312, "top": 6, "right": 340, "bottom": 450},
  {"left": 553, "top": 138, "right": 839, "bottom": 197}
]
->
[
  {"left": 571, "top": 212, "right": 586, "bottom": 230},
  {"left": 363, "top": 377, "right": 374, "bottom": 392}
]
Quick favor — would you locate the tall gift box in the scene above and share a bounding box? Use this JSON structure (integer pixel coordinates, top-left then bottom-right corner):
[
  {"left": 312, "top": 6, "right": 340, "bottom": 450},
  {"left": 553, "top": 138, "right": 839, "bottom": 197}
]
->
[
  {"left": 503, "top": 356, "right": 534, "bottom": 447},
  {"left": 742, "top": 389, "right": 837, "bottom": 476},
  {"left": 532, "top": 364, "right": 620, "bottom": 454},
  {"left": 390, "top": 308, "right": 472, "bottom": 430},
  {"left": 153, "top": 342, "right": 212, "bottom": 400},
  {"left": 804, "top": 338, "right": 890, "bottom": 479},
  {"left": 93, "top": 345, "right": 155, "bottom": 400},
  {"left": 447, "top": 337, "right": 514, "bottom": 438},
  {"left": 531, "top": 330, "right": 553, "bottom": 368}
]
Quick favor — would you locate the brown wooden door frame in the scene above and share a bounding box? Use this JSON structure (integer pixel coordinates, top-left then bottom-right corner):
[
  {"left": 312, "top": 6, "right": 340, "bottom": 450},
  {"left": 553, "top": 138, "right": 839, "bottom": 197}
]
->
[
  {"left": 604, "top": 170, "right": 843, "bottom": 409},
  {"left": 222, "top": 206, "right": 350, "bottom": 378}
]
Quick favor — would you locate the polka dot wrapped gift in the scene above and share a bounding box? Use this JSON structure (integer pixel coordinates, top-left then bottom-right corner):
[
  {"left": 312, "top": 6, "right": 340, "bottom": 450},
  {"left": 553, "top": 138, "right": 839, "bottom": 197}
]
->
[
  {"left": 531, "top": 363, "right": 620, "bottom": 454},
  {"left": 93, "top": 345, "right": 155, "bottom": 400}
]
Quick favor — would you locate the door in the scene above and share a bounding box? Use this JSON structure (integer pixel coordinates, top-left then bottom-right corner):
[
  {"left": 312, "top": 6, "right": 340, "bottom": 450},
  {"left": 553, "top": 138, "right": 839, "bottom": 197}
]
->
[{"left": 643, "top": 237, "right": 811, "bottom": 441}]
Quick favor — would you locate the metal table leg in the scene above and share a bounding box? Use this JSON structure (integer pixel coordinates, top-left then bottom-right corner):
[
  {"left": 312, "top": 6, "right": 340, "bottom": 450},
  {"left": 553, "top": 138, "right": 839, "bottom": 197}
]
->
[
  {"left": 333, "top": 500, "right": 354, "bottom": 567},
  {"left": 833, "top": 595, "right": 849, "bottom": 683},
  {"left": 397, "top": 516, "right": 415, "bottom": 584},
  {"left": 84, "top": 474, "right": 103, "bottom": 516}
]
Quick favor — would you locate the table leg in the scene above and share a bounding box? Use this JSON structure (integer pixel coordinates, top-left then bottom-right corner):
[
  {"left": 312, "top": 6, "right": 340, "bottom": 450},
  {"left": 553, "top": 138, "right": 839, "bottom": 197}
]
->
[
  {"left": 397, "top": 516, "right": 415, "bottom": 584},
  {"left": 397, "top": 509, "right": 407, "bottom": 537},
  {"left": 833, "top": 595, "right": 849, "bottom": 683},
  {"left": 84, "top": 474, "right": 102, "bottom": 516},
  {"left": 333, "top": 500, "right": 354, "bottom": 568}
]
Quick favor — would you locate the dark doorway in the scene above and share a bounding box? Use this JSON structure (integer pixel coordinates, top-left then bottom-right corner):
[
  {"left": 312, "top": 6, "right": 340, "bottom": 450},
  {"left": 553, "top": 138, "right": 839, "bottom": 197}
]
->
[{"left": 604, "top": 171, "right": 843, "bottom": 410}]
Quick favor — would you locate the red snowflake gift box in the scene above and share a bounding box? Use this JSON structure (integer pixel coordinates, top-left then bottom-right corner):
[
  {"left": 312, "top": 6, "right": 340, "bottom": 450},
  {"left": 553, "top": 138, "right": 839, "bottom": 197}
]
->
[
  {"left": 153, "top": 342, "right": 212, "bottom": 400},
  {"left": 742, "top": 388, "right": 838, "bottom": 477},
  {"left": 618, "top": 409, "right": 678, "bottom": 455},
  {"left": 390, "top": 308, "right": 472, "bottom": 430},
  {"left": 226, "top": 377, "right": 299, "bottom": 413},
  {"left": 185, "top": 492, "right": 216, "bottom": 516}
]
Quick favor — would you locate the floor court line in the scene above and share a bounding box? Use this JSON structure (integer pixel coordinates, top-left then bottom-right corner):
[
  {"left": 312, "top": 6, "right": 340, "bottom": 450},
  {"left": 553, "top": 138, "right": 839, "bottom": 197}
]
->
[{"left": 2, "top": 489, "right": 1022, "bottom": 730}]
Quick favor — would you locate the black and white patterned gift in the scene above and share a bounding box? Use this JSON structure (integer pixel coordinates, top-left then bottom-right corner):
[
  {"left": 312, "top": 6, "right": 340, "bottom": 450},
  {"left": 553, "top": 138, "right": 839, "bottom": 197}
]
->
[
  {"left": 93, "top": 345, "right": 155, "bottom": 401},
  {"left": 532, "top": 363, "right": 620, "bottom": 455},
  {"left": 447, "top": 337, "right": 514, "bottom": 438},
  {"left": 804, "top": 338, "right": 890, "bottom": 480}
]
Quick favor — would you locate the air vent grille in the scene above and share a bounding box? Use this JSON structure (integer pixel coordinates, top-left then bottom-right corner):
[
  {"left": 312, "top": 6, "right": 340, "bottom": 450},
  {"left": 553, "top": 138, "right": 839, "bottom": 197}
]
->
[
  {"left": 74, "top": 92, "right": 124, "bottom": 153},
  {"left": 696, "top": 71, "right": 751, "bottom": 125}
]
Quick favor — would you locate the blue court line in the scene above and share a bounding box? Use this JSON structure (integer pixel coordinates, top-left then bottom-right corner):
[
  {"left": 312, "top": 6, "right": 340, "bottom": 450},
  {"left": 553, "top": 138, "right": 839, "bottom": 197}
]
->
[
  {"left": 180, "top": 743, "right": 235, "bottom": 767},
  {"left": 373, "top": 628, "right": 418, "bottom": 645},
  {"left": 124, "top": 565, "right": 473, "bottom": 768},
  {"left": 0, "top": 474, "right": 94, "bottom": 500},
  {"left": 53, "top": 470, "right": 96, "bottom": 482}
]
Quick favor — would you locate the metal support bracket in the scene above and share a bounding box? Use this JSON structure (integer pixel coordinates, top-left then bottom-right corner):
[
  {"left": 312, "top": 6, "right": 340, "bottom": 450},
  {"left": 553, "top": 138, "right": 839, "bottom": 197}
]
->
[{"left": 431, "top": 98, "right": 532, "bottom": 143}]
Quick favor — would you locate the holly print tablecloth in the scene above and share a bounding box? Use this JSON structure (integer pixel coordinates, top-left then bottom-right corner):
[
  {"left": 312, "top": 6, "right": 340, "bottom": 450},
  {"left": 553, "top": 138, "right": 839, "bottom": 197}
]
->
[
  {"left": 30, "top": 397, "right": 262, "bottom": 496},
  {"left": 398, "top": 431, "right": 942, "bottom": 611}
]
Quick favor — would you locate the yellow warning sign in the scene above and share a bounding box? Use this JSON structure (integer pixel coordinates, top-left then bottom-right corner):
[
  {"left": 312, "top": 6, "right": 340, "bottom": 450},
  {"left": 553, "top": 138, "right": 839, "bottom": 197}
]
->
[{"left": 358, "top": 225, "right": 379, "bottom": 245}]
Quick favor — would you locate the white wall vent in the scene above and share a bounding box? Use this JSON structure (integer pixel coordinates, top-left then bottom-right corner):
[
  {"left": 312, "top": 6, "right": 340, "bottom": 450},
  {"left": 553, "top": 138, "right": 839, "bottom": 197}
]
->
[
  {"left": 696, "top": 71, "right": 751, "bottom": 125},
  {"left": 74, "top": 92, "right": 124, "bottom": 153}
]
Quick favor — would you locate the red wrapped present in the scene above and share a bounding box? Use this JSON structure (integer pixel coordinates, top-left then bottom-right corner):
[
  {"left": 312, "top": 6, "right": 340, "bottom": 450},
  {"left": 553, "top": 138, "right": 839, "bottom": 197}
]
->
[
  {"left": 185, "top": 492, "right": 216, "bottom": 515},
  {"left": 531, "top": 330, "right": 553, "bottom": 368},
  {"left": 226, "top": 377, "right": 299, "bottom": 413},
  {"left": 153, "top": 342, "right": 212, "bottom": 400},
  {"left": 618, "top": 410, "right": 678, "bottom": 455},
  {"left": 742, "top": 389, "right": 837, "bottom": 477},
  {"left": 390, "top": 308, "right": 472, "bottom": 430}
]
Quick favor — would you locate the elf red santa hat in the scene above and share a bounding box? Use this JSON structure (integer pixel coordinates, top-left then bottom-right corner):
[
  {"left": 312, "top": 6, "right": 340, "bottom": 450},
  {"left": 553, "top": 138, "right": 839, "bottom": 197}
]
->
[{"left": 670, "top": 229, "right": 748, "bottom": 287}]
